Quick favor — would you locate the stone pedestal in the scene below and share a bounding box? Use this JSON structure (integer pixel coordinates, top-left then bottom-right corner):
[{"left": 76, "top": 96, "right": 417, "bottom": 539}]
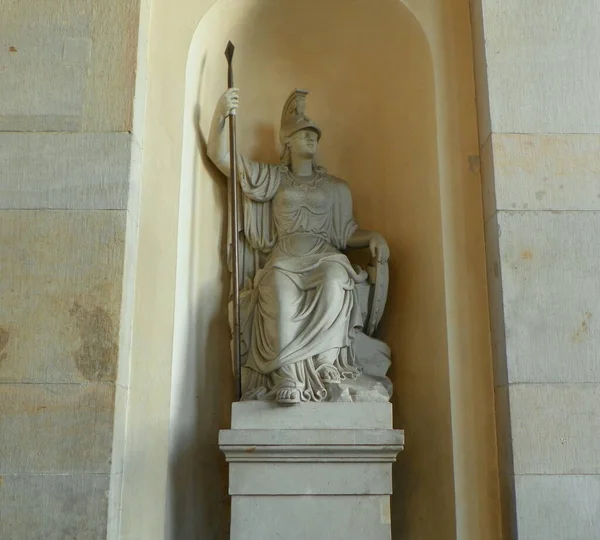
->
[{"left": 219, "top": 402, "right": 404, "bottom": 540}]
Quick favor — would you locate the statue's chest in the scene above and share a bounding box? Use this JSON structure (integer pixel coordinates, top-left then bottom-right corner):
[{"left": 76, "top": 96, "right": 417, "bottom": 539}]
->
[{"left": 275, "top": 177, "right": 332, "bottom": 214}]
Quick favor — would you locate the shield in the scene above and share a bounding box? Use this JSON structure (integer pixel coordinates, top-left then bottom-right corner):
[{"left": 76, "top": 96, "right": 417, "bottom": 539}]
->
[{"left": 364, "top": 259, "right": 389, "bottom": 336}]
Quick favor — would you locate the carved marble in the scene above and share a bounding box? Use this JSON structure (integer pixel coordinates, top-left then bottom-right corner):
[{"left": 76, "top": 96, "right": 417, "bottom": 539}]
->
[{"left": 207, "top": 88, "right": 392, "bottom": 405}]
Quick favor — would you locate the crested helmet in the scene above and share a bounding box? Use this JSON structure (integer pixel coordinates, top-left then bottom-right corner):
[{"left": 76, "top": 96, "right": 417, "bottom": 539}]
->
[{"left": 279, "top": 89, "right": 322, "bottom": 147}]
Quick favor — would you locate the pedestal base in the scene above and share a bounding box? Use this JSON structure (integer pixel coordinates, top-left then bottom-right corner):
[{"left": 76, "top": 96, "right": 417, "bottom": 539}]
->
[{"left": 219, "top": 402, "right": 404, "bottom": 540}]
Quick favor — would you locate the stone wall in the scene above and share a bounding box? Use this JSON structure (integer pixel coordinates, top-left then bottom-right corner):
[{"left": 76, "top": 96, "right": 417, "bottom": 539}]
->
[
  {"left": 472, "top": 0, "right": 600, "bottom": 538},
  {"left": 0, "top": 1, "right": 139, "bottom": 538}
]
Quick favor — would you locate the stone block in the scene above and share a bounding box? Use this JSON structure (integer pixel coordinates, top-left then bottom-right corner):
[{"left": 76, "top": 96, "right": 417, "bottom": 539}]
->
[
  {"left": 480, "top": 133, "right": 496, "bottom": 221},
  {"left": 484, "top": 215, "right": 508, "bottom": 387},
  {"left": 479, "top": 0, "right": 600, "bottom": 133},
  {"left": 0, "top": 473, "right": 110, "bottom": 540},
  {"left": 508, "top": 383, "right": 600, "bottom": 475},
  {"left": 494, "top": 386, "right": 513, "bottom": 475},
  {"left": 82, "top": 0, "right": 139, "bottom": 131},
  {"left": 0, "top": 0, "right": 91, "bottom": 130},
  {"left": 231, "top": 495, "right": 392, "bottom": 540},
  {"left": 498, "top": 473, "right": 518, "bottom": 540},
  {"left": 229, "top": 462, "right": 392, "bottom": 495},
  {"left": 497, "top": 211, "right": 600, "bottom": 383},
  {"left": 0, "top": 133, "right": 131, "bottom": 210},
  {"left": 230, "top": 401, "right": 393, "bottom": 429},
  {"left": 222, "top": 403, "right": 403, "bottom": 540},
  {"left": 0, "top": 383, "right": 115, "bottom": 473},
  {"left": 514, "top": 475, "right": 600, "bottom": 540},
  {"left": 488, "top": 134, "right": 600, "bottom": 212},
  {"left": 0, "top": 210, "right": 126, "bottom": 383},
  {"left": 469, "top": 0, "right": 492, "bottom": 142},
  {"left": 220, "top": 428, "right": 404, "bottom": 449},
  {"left": 0, "top": 0, "right": 138, "bottom": 131}
]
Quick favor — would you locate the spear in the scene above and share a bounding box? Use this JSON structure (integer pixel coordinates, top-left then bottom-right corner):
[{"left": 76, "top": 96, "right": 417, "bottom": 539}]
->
[{"left": 225, "top": 41, "right": 242, "bottom": 401}]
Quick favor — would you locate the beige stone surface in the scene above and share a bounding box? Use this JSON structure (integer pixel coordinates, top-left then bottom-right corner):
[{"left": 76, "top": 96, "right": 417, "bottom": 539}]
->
[
  {"left": 0, "top": 473, "right": 110, "bottom": 540},
  {"left": 0, "top": 383, "right": 114, "bottom": 473},
  {"left": 496, "top": 211, "right": 600, "bottom": 383},
  {"left": 479, "top": 134, "right": 496, "bottom": 222},
  {"left": 484, "top": 215, "right": 507, "bottom": 387},
  {"left": 0, "top": 0, "right": 91, "bottom": 130},
  {"left": 498, "top": 473, "right": 517, "bottom": 540},
  {"left": 0, "top": 210, "right": 126, "bottom": 383},
  {"left": 0, "top": 0, "right": 138, "bottom": 131},
  {"left": 494, "top": 386, "right": 513, "bottom": 475},
  {"left": 0, "top": 133, "right": 131, "bottom": 210},
  {"left": 509, "top": 383, "right": 600, "bottom": 475},
  {"left": 469, "top": 0, "right": 491, "bottom": 143},
  {"left": 477, "top": 0, "right": 600, "bottom": 134},
  {"left": 229, "top": 462, "right": 393, "bottom": 495},
  {"left": 489, "top": 134, "right": 600, "bottom": 212},
  {"left": 81, "top": 0, "right": 139, "bottom": 131},
  {"left": 231, "top": 495, "right": 393, "bottom": 540},
  {"left": 514, "top": 475, "right": 600, "bottom": 540},
  {"left": 473, "top": 1, "right": 600, "bottom": 540}
]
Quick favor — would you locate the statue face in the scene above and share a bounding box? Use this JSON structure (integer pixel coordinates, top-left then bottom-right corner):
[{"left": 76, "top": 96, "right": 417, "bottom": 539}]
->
[{"left": 288, "top": 129, "right": 319, "bottom": 158}]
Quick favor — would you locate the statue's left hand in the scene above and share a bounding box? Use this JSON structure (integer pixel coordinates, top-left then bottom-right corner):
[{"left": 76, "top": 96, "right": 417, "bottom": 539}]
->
[{"left": 369, "top": 232, "right": 390, "bottom": 264}]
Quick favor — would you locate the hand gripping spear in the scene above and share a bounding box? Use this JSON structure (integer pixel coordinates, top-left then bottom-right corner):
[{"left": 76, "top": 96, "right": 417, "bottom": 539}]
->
[{"left": 225, "top": 42, "right": 242, "bottom": 401}]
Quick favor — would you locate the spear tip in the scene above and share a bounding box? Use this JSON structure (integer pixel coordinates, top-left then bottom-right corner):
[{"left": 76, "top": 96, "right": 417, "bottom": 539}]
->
[{"left": 225, "top": 41, "right": 235, "bottom": 63}]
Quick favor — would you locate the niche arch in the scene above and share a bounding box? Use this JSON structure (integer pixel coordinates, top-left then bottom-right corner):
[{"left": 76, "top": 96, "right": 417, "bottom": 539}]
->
[
  {"left": 120, "top": 0, "right": 500, "bottom": 537},
  {"left": 171, "top": 0, "right": 456, "bottom": 538}
]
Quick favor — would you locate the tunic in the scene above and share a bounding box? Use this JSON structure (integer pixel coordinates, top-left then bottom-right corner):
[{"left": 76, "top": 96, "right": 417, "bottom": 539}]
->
[{"left": 236, "top": 157, "right": 365, "bottom": 401}]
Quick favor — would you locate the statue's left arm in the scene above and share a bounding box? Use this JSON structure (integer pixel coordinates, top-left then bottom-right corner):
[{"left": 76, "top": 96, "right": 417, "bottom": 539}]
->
[
  {"left": 331, "top": 178, "right": 389, "bottom": 263},
  {"left": 346, "top": 229, "right": 389, "bottom": 264}
]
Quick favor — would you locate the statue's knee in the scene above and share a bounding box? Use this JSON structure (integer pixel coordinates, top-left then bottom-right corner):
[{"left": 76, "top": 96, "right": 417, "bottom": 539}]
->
[
  {"left": 261, "top": 269, "right": 289, "bottom": 294},
  {"left": 322, "top": 262, "right": 347, "bottom": 286}
]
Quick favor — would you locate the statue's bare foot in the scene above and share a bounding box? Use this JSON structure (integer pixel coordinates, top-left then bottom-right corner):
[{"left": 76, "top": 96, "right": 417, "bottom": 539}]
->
[
  {"left": 318, "top": 364, "right": 341, "bottom": 384},
  {"left": 276, "top": 387, "right": 301, "bottom": 405}
]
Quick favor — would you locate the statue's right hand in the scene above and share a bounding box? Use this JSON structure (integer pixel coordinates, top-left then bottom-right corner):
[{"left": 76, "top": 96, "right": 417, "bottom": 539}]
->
[{"left": 217, "top": 87, "right": 239, "bottom": 119}]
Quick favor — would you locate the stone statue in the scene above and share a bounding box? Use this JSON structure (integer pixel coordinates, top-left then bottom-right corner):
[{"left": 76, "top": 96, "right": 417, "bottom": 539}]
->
[{"left": 207, "top": 88, "right": 392, "bottom": 405}]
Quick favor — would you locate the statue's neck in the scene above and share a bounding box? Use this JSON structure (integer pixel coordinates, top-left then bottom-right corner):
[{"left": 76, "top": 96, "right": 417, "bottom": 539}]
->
[{"left": 290, "top": 158, "right": 313, "bottom": 177}]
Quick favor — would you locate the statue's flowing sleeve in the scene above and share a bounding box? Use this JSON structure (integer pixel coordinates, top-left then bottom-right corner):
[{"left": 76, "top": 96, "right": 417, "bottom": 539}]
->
[
  {"left": 236, "top": 156, "right": 280, "bottom": 254},
  {"left": 227, "top": 157, "right": 280, "bottom": 370},
  {"left": 330, "top": 177, "right": 358, "bottom": 250},
  {"left": 227, "top": 156, "right": 280, "bottom": 291},
  {"left": 238, "top": 156, "right": 280, "bottom": 202}
]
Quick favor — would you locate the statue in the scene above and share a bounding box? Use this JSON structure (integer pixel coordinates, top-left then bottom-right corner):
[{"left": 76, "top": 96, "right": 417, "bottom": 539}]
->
[{"left": 207, "top": 87, "right": 392, "bottom": 405}]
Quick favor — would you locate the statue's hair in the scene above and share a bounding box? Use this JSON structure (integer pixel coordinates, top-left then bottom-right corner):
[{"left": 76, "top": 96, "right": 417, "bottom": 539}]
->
[{"left": 279, "top": 144, "right": 292, "bottom": 166}]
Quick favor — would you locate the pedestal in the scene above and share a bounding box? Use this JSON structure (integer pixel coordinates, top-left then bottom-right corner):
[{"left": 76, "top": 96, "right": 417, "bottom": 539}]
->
[{"left": 219, "top": 402, "right": 404, "bottom": 540}]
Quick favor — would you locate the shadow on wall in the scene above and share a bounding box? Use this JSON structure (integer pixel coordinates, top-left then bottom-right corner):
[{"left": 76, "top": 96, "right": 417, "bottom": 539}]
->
[
  {"left": 169, "top": 0, "right": 453, "bottom": 538},
  {"left": 167, "top": 54, "right": 233, "bottom": 539},
  {"left": 168, "top": 287, "right": 232, "bottom": 540}
]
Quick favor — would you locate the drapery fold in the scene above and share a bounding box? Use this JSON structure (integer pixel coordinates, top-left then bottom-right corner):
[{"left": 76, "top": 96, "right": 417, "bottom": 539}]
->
[{"left": 226, "top": 156, "right": 366, "bottom": 400}]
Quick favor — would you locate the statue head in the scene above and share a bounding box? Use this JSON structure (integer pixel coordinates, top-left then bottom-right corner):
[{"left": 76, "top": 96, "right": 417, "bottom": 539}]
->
[
  {"left": 287, "top": 128, "right": 319, "bottom": 160},
  {"left": 280, "top": 89, "right": 322, "bottom": 164}
]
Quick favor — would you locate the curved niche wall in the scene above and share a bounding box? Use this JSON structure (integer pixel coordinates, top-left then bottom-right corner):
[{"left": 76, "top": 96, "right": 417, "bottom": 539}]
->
[{"left": 173, "top": 0, "right": 453, "bottom": 538}]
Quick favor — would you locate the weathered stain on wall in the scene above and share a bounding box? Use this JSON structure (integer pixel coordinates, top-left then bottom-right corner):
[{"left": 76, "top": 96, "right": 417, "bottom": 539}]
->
[{"left": 70, "top": 302, "right": 118, "bottom": 382}]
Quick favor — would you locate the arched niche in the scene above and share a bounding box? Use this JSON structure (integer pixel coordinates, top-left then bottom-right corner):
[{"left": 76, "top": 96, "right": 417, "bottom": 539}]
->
[{"left": 170, "top": 0, "right": 455, "bottom": 538}]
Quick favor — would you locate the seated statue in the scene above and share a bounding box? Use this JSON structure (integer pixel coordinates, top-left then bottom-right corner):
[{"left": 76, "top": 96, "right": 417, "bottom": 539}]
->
[{"left": 207, "top": 88, "right": 391, "bottom": 405}]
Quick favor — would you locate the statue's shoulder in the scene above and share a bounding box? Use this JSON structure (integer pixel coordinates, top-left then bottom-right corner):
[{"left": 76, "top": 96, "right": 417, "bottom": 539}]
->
[
  {"left": 327, "top": 174, "right": 352, "bottom": 194},
  {"left": 319, "top": 167, "right": 345, "bottom": 186}
]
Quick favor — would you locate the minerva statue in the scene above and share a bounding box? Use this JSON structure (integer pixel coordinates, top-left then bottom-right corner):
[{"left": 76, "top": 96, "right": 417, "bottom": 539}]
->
[{"left": 207, "top": 87, "right": 392, "bottom": 405}]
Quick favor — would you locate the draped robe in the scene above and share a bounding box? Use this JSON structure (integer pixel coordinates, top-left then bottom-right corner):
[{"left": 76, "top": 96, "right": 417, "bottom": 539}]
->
[{"left": 235, "top": 157, "right": 366, "bottom": 401}]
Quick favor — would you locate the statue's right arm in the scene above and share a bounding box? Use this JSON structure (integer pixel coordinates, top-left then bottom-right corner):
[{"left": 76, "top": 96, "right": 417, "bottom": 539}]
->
[{"left": 207, "top": 88, "right": 239, "bottom": 177}]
